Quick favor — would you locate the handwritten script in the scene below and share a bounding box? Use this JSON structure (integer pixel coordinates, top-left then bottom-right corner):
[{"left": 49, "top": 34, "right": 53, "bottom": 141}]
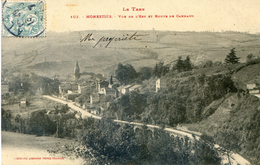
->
[{"left": 80, "top": 32, "right": 148, "bottom": 48}]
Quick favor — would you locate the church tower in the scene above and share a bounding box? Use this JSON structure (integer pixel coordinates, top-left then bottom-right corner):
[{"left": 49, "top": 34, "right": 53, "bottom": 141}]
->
[
  {"left": 74, "top": 61, "right": 80, "bottom": 81},
  {"left": 108, "top": 75, "right": 113, "bottom": 88}
]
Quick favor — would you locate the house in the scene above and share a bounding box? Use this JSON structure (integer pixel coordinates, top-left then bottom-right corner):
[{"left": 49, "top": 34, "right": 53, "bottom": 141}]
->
[
  {"left": 75, "top": 94, "right": 90, "bottom": 107},
  {"left": 249, "top": 90, "right": 260, "bottom": 94},
  {"left": 20, "top": 98, "right": 27, "bottom": 107},
  {"left": 156, "top": 78, "right": 167, "bottom": 93},
  {"left": 118, "top": 85, "right": 134, "bottom": 95},
  {"left": 67, "top": 90, "right": 74, "bottom": 94},
  {"left": 71, "top": 84, "right": 78, "bottom": 92},
  {"left": 108, "top": 76, "right": 120, "bottom": 89},
  {"left": 78, "top": 84, "right": 89, "bottom": 94},
  {"left": 105, "top": 88, "right": 117, "bottom": 98},
  {"left": 59, "top": 83, "right": 72, "bottom": 95},
  {"left": 88, "top": 106, "right": 100, "bottom": 115},
  {"left": 246, "top": 83, "right": 260, "bottom": 97},
  {"left": 82, "top": 102, "right": 88, "bottom": 110},
  {"left": 59, "top": 83, "right": 78, "bottom": 96},
  {"left": 100, "top": 87, "right": 117, "bottom": 98},
  {"left": 129, "top": 84, "right": 142, "bottom": 92},
  {"left": 246, "top": 84, "right": 256, "bottom": 90},
  {"left": 246, "top": 83, "right": 260, "bottom": 94},
  {"left": 90, "top": 93, "right": 100, "bottom": 104},
  {"left": 64, "top": 93, "right": 81, "bottom": 102}
]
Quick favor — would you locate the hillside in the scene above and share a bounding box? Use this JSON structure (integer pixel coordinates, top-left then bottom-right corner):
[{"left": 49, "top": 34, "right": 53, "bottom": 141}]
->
[
  {"left": 2, "top": 31, "right": 260, "bottom": 79},
  {"left": 232, "top": 63, "right": 260, "bottom": 88},
  {"left": 187, "top": 93, "right": 260, "bottom": 164},
  {"left": 136, "top": 62, "right": 260, "bottom": 164},
  {"left": 185, "top": 64, "right": 260, "bottom": 165},
  {"left": 187, "top": 94, "right": 239, "bottom": 136}
]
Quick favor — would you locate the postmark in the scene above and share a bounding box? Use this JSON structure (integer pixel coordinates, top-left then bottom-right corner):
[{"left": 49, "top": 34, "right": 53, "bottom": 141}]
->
[{"left": 2, "top": 0, "right": 45, "bottom": 37}]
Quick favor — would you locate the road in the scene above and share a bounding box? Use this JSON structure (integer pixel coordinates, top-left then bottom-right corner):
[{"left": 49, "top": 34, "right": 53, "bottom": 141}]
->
[
  {"left": 43, "top": 95, "right": 101, "bottom": 120},
  {"left": 43, "top": 95, "right": 197, "bottom": 139},
  {"left": 43, "top": 95, "right": 251, "bottom": 165}
]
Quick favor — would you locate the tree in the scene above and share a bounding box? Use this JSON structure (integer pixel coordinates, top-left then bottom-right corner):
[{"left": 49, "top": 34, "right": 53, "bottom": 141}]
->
[
  {"left": 2, "top": 109, "right": 12, "bottom": 131},
  {"left": 125, "top": 64, "right": 138, "bottom": 80},
  {"left": 153, "top": 62, "right": 170, "bottom": 77},
  {"left": 60, "top": 104, "right": 69, "bottom": 113},
  {"left": 139, "top": 67, "right": 153, "bottom": 80},
  {"left": 225, "top": 48, "right": 240, "bottom": 64},
  {"left": 176, "top": 56, "right": 184, "bottom": 72},
  {"left": 115, "top": 63, "right": 130, "bottom": 84},
  {"left": 130, "top": 90, "right": 145, "bottom": 117},
  {"left": 184, "top": 56, "right": 192, "bottom": 71},
  {"left": 154, "top": 63, "right": 159, "bottom": 76},
  {"left": 115, "top": 63, "right": 138, "bottom": 85},
  {"left": 75, "top": 118, "right": 138, "bottom": 165},
  {"left": 195, "top": 134, "right": 221, "bottom": 165},
  {"left": 28, "top": 110, "right": 56, "bottom": 136}
]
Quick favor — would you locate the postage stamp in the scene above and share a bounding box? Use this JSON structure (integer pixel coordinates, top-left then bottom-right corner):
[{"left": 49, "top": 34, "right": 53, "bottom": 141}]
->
[{"left": 2, "top": 0, "right": 45, "bottom": 37}]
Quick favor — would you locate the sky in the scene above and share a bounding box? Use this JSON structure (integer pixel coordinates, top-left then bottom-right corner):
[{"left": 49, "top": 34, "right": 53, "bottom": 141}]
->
[{"left": 46, "top": 0, "right": 260, "bottom": 33}]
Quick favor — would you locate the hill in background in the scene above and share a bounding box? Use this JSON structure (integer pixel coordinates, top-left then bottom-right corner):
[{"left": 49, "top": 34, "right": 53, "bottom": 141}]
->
[{"left": 2, "top": 31, "right": 260, "bottom": 78}]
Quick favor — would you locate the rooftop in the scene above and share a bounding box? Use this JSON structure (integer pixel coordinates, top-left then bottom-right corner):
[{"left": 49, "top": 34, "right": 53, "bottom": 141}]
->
[{"left": 129, "top": 84, "right": 142, "bottom": 90}]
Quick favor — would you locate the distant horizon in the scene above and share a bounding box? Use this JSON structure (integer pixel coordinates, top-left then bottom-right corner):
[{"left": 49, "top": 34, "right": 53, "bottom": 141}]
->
[{"left": 46, "top": 29, "right": 260, "bottom": 34}]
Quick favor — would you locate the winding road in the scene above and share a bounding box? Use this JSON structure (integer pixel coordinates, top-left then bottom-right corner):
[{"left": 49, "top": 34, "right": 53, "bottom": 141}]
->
[{"left": 43, "top": 95, "right": 251, "bottom": 165}]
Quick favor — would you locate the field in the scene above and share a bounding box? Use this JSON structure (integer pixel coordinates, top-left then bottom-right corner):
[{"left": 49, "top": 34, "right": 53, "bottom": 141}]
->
[{"left": 2, "top": 31, "right": 260, "bottom": 79}]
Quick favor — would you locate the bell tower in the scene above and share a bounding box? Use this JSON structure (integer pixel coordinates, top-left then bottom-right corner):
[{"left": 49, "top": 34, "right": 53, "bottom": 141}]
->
[{"left": 74, "top": 61, "right": 80, "bottom": 81}]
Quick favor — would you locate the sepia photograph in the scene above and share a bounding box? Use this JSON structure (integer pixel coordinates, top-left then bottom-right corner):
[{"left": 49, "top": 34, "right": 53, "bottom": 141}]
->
[{"left": 1, "top": 0, "right": 260, "bottom": 164}]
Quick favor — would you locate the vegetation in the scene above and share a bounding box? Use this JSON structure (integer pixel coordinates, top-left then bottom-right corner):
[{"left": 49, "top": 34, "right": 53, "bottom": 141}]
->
[
  {"left": 176, "top": 56, "right": 193, "bottom": 72},
  {"left": 6, "top": 72, "right": 60, "bottom": 96},
  {"left": 1, "top": 104, "right": 78, "bottom": 137},
  {"left": 115, "top": 63, "right": 138, "bottom": 85},
  {"left": 153, "top": 61, "right": 170, "bottom": 77},
  {"left": 73, "top": 118, "right": 221, "bottom": 165},
  {"left": 246, "top": 54, "right": 260, "bottom": 66},
  {"left": 106, "top": 71, "right": 237, "bottom": 126},
  {"left": 2, "top": 47, "right": 260, "bottom": 164},
  {"left": 1, "top": 108, "right": 12, "bottom": 131},
  {"left": 225, "top": 48, "right": 240, "bottom": 64},
  {"left": 106, "top": 52, "right": 260, "bottom": 164},
  {"left": 215, "top": 95, "right": 260, "bottom": 165}
]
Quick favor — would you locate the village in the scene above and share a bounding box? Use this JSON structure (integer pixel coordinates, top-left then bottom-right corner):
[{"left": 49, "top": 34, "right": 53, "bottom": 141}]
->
[
  {"left": 1, "top": 61, "right": 260, "bottom": 117},
  {"left": 1, "top": 61, "right": 160, "bottom": 117},
  {"left": 56, "top": 62, "right": 163, "bottom": 116}
]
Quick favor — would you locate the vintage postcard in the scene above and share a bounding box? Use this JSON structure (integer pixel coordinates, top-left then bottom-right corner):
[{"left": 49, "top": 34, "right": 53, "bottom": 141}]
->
[{"left": 1, "top": 0, "right": 260, "bottom": 165}]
